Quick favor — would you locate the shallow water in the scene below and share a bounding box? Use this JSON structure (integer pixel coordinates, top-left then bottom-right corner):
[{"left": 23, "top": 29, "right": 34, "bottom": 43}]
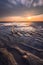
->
[{"left": 0, "top": 22, "right": 43, "bottom": 65}]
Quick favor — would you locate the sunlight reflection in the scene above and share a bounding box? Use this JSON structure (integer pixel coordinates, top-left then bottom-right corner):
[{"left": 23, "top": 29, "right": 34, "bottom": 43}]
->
[{"left": 0, "top": 23, "right": 36, "bottom": 32}]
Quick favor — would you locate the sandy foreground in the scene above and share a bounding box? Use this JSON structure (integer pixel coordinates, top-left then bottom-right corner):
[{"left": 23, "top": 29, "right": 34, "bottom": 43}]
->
[{"left": 0, "top": 22, "right": 43, "bottom": 65}]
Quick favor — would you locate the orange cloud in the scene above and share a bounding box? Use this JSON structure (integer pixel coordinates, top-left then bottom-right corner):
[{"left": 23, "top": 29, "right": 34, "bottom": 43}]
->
[
  {"left": 0, "top": 16, "right": 28, "bottom": 22},
  {"left": 0, "top": 14, "right": 43, "bottom": 22},
  {"left": 27, "top": 14, "right": 43, "bottom": 21}
]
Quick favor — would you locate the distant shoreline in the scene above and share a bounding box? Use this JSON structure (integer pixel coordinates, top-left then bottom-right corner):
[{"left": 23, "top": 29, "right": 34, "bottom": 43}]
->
[{"left": 0, "top": 21, "right": 43, "bottom": 23}]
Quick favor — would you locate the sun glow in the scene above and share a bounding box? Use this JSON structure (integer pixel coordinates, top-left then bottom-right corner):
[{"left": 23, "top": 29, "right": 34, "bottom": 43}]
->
[
  {"left": 0, "top": 14, "right": 43, "bottom": 22},
  {"left": 27, "top": 17, "right": 32, "bottom": 20}
]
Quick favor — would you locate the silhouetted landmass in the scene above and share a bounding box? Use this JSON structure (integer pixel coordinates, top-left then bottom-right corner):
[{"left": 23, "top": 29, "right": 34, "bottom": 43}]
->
[{"left": 0, "top": 21, "right": 43, "bottom": 23}]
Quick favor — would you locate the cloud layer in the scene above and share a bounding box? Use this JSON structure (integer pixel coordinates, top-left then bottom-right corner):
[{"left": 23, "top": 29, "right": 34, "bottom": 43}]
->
[
  {"left": 0, "top": 0, "right": 43, "bottom": 17},
  {"left": 7, "top": 0, "right": 43, "bottom": 7}
]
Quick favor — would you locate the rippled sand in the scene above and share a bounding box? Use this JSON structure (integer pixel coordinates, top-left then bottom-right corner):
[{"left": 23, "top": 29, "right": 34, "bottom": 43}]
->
[{"left": 0, "top": 22, "right": 43, "bottom": 65}]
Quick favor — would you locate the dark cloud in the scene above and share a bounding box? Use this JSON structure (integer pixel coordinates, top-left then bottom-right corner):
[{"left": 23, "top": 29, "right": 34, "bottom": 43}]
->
[{"left": 0, "top": 0, "right": 43, "bottom": 17}]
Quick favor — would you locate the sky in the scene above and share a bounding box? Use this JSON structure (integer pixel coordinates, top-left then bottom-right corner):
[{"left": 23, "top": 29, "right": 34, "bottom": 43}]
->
[{"left": 0, "top": 0, "right": 43, "bottom": 21}]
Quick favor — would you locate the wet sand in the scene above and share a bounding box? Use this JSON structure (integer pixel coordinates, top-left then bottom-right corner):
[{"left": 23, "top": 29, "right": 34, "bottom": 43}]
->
[{"left": 0, "top": 22, "right": 43, "bottom": 65}]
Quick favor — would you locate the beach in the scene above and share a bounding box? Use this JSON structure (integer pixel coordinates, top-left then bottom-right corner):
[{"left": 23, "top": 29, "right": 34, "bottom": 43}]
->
[{"left": 0, "top": 22, "right": 43, "bottom": 65}]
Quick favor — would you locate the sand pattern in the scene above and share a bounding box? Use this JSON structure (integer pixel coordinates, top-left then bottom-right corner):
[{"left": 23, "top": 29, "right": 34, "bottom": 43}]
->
[{"left": 0, "top": 22, "right": 43, "bottom": 65}]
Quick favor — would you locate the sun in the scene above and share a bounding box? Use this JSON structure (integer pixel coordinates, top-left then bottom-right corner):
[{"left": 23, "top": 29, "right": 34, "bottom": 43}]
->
[{"left": 27, "top": 17, "right": 32, "bottom": 20}]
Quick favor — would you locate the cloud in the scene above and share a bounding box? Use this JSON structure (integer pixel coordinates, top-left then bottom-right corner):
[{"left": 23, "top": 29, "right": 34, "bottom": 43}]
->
[
  {"left": 33, "top": 0, "right": 43, "bottom": 7},
  {"left": 0, "top": 0, "right": 43, "bottom": 8},
  {"left": 8, "top": 0, "right": 43, "bottom": 7},
  {"left": 5, "top": 0, "right": 43, "bottom": 8},
  {"left": 0, "top": 0, "right": 43, "bottom": 17},
  {"left": 8, "top": 0, "right": 17, "bottom": 5},
  {"left": 7, "top": 0, "right": 36, "bottom": 8}
]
